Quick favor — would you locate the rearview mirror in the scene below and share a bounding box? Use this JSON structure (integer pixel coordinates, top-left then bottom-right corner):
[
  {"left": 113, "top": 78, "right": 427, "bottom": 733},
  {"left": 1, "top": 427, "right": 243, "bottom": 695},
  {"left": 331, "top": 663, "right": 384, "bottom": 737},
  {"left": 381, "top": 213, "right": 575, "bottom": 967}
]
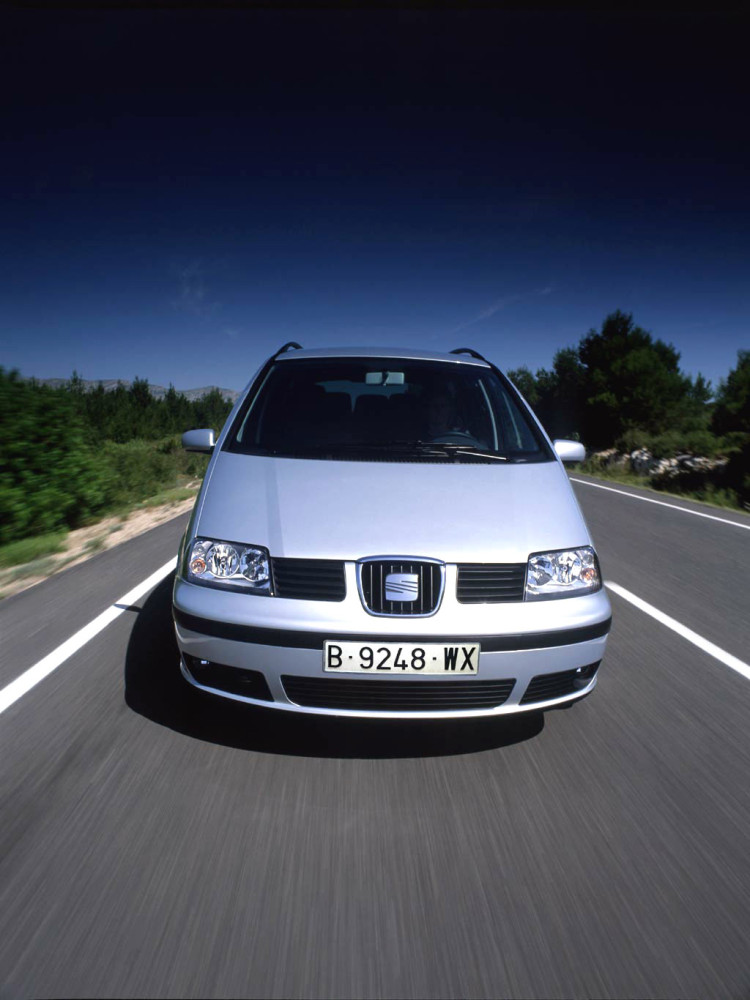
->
[
  {"left": 553, "top": 439, "right": 585, "bottom": 463},
  {"left": 182, "top": 428, "right": 216, "bottom": 453}
]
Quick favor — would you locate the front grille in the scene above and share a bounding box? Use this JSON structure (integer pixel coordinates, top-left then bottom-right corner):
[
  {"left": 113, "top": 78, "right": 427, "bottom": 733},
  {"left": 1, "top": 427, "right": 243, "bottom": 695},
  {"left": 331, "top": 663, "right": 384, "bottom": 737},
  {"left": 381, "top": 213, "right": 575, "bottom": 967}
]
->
[
  {"left": 520, "top": 662, "right": 600, "bottom": 704},
  {"left": 282, "top": 676, "right": 515, "bottom": 711},
  {"left": 456, "top": 564, "right": 526, "bottom": 603},
  {"left": 184, "top": 655, "right": 274, "bottom": 701},
  {"left": 359, "top": 559, "right": 443, "bottom": 616},
  {"left": 272, "top": 558, "right": 346, "bottom": 601}
]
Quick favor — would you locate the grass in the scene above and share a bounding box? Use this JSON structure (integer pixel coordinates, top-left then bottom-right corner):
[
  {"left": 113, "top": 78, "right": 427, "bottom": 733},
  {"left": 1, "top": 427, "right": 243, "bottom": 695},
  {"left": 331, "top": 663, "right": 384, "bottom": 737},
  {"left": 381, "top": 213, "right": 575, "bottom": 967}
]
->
[
  {"left": 0, "top": 481, "right": 197, "bottom": 583},
  {"left": 575, "top": 463, "right": 747, "bottom": 513},
  {"left": 136, "top": 486, "right": 197, "bottom": 509},
  {"left": 575, "top": 464, "right": 645, "bottom": 489},
  {"left": 0, "top": 531, "right": 68, "bottom": 569},
  {"left": 5, "top": 556, "right": 60, "bottom": 581},
  {"left": 0, "top": 478, "right": 199, "bottom": 600}
]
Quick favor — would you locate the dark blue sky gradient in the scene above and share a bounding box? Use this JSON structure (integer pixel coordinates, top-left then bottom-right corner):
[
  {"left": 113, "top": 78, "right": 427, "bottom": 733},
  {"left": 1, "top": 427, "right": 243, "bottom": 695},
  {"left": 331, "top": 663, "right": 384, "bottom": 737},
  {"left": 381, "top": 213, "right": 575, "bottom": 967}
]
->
[{"left": 2, "top": 8, "right": 748, "bottom": 392}]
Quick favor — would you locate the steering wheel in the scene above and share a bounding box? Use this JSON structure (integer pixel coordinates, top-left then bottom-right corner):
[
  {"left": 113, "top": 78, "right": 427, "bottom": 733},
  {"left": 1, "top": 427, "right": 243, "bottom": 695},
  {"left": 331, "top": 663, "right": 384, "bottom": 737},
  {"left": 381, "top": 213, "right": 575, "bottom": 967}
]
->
[{"left": 429, "top": 430, "right": 482, "bottom": 445}]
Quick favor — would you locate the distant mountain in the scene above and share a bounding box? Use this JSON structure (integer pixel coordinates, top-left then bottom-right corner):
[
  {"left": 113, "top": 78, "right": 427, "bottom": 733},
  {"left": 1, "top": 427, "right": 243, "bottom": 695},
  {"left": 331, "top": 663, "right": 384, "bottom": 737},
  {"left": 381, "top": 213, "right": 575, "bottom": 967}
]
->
[{"left": 29, "top": 377, "right": 240, "bottom": 404}]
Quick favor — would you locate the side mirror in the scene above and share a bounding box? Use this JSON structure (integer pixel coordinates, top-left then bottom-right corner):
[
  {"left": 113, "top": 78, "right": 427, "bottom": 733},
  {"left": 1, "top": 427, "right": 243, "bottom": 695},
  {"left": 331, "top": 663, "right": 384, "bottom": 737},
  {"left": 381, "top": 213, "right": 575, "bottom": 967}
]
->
[
  {"left": 182, "top": 428, "right": 216, "bottom": 453},
  {"left": 553, "top": 439, "right": 585, "bottom": 463}
]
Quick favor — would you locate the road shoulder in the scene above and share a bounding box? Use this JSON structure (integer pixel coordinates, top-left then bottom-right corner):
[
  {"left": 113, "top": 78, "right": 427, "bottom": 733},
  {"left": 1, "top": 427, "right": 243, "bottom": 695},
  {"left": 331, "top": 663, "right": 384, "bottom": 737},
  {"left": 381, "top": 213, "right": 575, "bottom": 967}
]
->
[{"left": 0, "top": 497, "right": 196, "bottom": 601}]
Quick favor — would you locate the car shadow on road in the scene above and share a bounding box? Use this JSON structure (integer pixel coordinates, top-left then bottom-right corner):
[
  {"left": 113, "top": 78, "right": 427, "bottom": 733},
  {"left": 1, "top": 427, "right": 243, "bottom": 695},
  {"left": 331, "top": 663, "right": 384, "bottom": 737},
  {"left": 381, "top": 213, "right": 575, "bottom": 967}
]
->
[{"left": 124, "top": 576, "right": 544, "bottom": 759}]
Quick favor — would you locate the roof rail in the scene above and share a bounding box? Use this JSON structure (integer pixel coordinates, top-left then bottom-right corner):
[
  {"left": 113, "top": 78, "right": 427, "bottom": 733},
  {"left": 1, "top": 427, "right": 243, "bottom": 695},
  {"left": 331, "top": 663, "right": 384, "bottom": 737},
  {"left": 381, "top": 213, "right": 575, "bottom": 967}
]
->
[
  {"left": 273, "top": 341, "right": 303, "bottom": 358},
  {"left": 450, "top": 347, "right": 489, "bottom": 362}
]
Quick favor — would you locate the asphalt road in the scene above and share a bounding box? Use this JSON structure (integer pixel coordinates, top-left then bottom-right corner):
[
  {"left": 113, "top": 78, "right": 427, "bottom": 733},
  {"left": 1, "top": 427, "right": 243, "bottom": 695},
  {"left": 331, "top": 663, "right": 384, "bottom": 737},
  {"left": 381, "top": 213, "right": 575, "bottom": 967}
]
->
[{"left": 1, "top": 474, "right": 749, "bottom": 999}]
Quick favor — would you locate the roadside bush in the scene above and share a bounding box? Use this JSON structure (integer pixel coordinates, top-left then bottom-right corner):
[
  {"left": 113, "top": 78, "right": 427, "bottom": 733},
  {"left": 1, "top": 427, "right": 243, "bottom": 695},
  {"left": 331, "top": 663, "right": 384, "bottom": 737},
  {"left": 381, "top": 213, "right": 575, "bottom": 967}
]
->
[
  {"left": 100, "top": 438, "right": 209, "bottom": 508},
  {"left": 723, "top": 440, "right": 750, "bottom": 508},
  {"left": 615, "top": 427, "right": 725, "bottom": 460},
  {"left": 0, "top": 530, "right": 69, "bottom": 568},
  {"left": 712, "top": 350, "right": 750, "bottom": 438},
  {"left": 182, "top": 451, "right": 211, "bottom": 478},
  {"left": 1, "top": 364, "right": 220, "bottom": 544},
  {"left": 100, "top": 440, "right": 178, "bottom": 507},
  {"left": 0, "top": 369, "right": 108, "bottom": 544},
  {"left": 651, "top": 478, "right": 740, "bottom": 509},
  {"left": 156, "top": 435, "right": 211, "bottom": 478}
]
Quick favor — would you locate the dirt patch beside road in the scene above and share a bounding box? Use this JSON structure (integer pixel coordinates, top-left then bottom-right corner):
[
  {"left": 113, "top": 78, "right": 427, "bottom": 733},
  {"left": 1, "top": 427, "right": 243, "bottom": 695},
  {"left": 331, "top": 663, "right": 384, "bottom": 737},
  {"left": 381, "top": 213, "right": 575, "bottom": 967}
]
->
[{"left": 0, "top": 496, "right": 197, "bottom": 601}]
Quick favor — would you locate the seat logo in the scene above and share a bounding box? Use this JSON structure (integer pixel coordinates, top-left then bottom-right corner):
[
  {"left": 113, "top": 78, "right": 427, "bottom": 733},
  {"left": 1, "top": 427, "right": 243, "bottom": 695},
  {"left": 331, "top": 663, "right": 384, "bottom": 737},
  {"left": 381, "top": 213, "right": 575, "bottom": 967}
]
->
[{"left": 385, "top": 572, "right": 419, "bottom": 602}]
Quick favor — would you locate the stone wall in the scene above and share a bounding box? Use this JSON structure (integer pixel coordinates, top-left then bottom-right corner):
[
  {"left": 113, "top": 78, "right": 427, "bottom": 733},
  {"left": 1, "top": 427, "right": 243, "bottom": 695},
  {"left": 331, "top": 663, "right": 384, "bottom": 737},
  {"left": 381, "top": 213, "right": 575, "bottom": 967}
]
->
[{"left": 589, "top": 448, "right": 729, "bottom": 492}]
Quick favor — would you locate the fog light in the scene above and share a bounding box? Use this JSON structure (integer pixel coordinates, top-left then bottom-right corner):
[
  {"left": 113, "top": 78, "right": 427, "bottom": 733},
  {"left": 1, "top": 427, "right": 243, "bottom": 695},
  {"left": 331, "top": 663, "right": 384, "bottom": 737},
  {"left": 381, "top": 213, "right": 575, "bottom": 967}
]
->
[
  {"left": 182, "top": 654, "right": 274, "bottom": 701},
  {"left": 574, "top": 661, "right": 600, "bottom": 685}
]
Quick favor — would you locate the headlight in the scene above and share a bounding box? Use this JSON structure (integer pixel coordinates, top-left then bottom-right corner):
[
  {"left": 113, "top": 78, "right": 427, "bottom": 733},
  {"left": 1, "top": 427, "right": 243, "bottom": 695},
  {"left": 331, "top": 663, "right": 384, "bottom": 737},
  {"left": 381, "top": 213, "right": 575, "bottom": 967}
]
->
[
  {"left": 525, "top": 546, "right": 601, "bottom": 600},
  {"left": 185, "top": 538, "right": 271, "bottom": 593}
]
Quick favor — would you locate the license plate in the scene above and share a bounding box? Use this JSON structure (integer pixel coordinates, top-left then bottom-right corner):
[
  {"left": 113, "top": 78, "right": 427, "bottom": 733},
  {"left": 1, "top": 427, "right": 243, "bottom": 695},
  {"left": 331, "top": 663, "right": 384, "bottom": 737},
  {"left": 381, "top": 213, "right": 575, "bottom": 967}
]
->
[{"left": 324, "top": 641, "right": 480, "bottom": 674}]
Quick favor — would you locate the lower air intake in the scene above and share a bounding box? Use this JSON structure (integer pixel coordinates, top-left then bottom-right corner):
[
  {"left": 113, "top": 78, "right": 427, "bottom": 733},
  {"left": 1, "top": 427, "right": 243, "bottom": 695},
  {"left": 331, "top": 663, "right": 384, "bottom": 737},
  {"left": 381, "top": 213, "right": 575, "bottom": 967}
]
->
[
  {"left": 184, "top": 655, "right": 274, "bottom": 701},
  {"left": 520, "top": 663, "right": 600, "bottom": 704},
  {"left": 281, "top": 676, "right": 515, "bottom": 711}
]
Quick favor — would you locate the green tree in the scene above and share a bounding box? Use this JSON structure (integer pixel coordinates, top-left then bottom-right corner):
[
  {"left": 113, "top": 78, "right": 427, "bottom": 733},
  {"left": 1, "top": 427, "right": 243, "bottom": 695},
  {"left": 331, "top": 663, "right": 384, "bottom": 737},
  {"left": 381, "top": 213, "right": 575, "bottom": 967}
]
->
[
  {"left": 712, "top": 350, "right": 750, "bottom": 436},
  {"left": 505, "top": 312, "right": 712, "bottom": 449},
  {"left": 0, "top": 369, "right": 107, "bottom": 543},
  {"left": 164, "top": 384, "right": 190, "bottom": 435},
  {"left": 130, "top": 376, "right": 152, "bottom": 411},
  {"left": 712, "top": 350, "right": 750, "bottom": 506},
  {"left": 577, "top": 311, "right": 696, "bottom": 448},
  {"left": 535, "top": 347, "right": 587, "bottom": 439},
  {"left": 507, "top": 366, "right": 539, "bottom": 407},
  {"left": 509, "top": 349, "right": 586, "bottom": 439},
  {"left": 193, "top": 388, "right": 232, "bottom": 433},
  {"left": 68, "top": 370, "right": 86, "bottom": 395}
]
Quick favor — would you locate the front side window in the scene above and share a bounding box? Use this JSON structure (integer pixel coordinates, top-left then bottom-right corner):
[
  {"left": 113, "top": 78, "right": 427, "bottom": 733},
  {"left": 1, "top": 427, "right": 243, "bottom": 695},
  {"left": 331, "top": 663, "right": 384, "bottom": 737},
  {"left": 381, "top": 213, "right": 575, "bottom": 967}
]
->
[{"left": 226, "top": 358, "right": 551, "bottom": 463}]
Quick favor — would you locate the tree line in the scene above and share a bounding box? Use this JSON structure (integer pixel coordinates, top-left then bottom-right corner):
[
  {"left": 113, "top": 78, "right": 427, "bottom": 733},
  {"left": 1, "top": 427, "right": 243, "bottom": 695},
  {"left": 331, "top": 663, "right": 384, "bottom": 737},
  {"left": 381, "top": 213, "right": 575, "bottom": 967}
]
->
[
  {"left": 507, "top": 311, "right": 749, "bottom": 505},
  {"left": 64, "top": 373, "right": 232, "bottom": 443},
  {"left": 0, "top": 370, "right": 234, "bottom": 545},
  {"left": 1, "top": 311, "right": 748, "bottom": 547}
]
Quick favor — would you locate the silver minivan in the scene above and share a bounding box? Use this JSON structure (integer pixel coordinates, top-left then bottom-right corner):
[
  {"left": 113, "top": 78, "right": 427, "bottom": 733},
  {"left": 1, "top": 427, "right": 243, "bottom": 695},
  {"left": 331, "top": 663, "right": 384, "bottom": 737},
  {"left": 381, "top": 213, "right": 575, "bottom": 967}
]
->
[{"left": 173, "top": 344, "right": 611, "bottom": 717}]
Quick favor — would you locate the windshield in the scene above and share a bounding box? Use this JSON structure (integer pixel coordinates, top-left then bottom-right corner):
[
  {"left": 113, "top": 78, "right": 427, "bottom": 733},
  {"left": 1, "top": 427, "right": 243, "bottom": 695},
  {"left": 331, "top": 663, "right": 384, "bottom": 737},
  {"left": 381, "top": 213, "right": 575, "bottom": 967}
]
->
[{"left": 226, "top": 358, "right": 552, "bottom": 463}]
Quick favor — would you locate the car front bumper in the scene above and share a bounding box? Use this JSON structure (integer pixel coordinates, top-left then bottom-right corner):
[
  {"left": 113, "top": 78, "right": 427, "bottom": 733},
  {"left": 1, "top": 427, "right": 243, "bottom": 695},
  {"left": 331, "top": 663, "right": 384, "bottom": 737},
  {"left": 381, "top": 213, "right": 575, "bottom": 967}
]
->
[{"left": 172, "top": 571, "right": 612, "bottom": 718}]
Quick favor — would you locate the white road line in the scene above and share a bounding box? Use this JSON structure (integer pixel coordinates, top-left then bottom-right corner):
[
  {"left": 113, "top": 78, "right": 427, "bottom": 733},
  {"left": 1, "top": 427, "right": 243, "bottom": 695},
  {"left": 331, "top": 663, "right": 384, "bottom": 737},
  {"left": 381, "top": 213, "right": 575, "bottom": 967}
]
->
[
  {"left": 571, "top": 477, "right": 750, "bottom": 530},
  {"left": 4, "top": 558, "right": 746, "bottom": 713},
  {"left": 605, "top": 581, "right": 750, "bottom": 682},
  {"left": 0, "top": 558, "right": 176, "bottom": 716}
]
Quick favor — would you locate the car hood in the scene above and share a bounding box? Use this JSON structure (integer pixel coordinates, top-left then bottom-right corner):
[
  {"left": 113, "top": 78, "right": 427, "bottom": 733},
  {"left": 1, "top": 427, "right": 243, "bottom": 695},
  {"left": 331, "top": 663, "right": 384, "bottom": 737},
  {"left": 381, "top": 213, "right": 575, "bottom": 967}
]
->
[{"left": 195, "top": 453, "right": 592, "bottom": 563}]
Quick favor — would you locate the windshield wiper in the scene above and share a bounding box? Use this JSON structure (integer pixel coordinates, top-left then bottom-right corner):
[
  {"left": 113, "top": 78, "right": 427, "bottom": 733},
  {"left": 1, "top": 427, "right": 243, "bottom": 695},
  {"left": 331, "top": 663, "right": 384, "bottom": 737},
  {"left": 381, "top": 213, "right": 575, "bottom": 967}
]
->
[
  {"left": 338, "top": 440, "right": 510, "bottom": 461},
  {"left": 440, "top": 446, "right": 508, "bottom": 462},
  {"left": 267, "top": 441, "right": 511, "bottom": 461}
]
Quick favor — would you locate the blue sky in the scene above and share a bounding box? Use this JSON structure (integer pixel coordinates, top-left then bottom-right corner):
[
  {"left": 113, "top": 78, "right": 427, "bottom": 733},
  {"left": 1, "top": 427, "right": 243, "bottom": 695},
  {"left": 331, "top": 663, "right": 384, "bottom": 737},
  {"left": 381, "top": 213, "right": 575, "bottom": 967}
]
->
[{"left": 2, "top": 8, "right": 748, "bottom": 394}]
